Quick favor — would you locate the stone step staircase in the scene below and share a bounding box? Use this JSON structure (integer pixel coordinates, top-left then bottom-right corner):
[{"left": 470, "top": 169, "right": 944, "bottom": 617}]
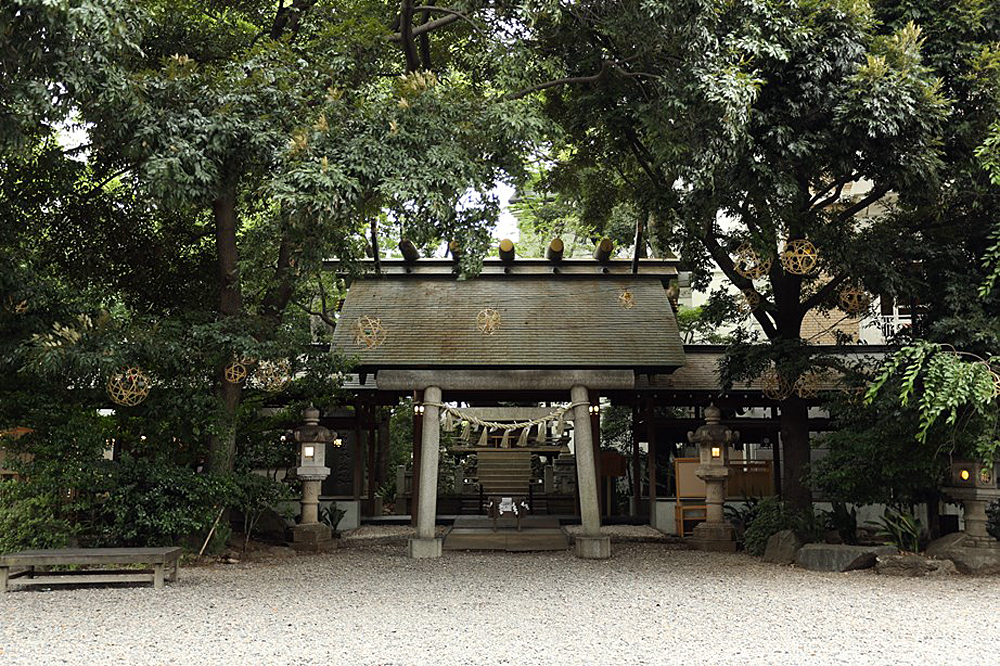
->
[{"left": 476, "top": 450, "right": 533, "bottom": 496}]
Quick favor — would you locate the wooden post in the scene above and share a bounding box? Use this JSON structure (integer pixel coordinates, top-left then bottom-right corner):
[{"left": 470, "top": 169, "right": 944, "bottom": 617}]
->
[
  {"left": 353, "top": 402, "right": 365, "bottom": 504},
  {"left": 590, "top": 389, "right": 602, "bottom": 516},
  {"left": 367, "top": 401, "right": 377, "bottom": 504},
  {"left": 631, "top": 402, "right": 641, "bottom": 516},
  {"left": 646, "top": 400, "right": 657, "bottom": 527},
  {"left": 378, "top": 411, "right": 391, "bottom": 487},
  {"left": 153, "top": 563, "right": 165, "bottom": 590}
]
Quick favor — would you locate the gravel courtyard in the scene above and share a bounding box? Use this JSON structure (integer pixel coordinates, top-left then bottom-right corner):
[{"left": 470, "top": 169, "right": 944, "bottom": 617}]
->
[{"left": 2, "top": 528, "right": 999, "bottom": 666}]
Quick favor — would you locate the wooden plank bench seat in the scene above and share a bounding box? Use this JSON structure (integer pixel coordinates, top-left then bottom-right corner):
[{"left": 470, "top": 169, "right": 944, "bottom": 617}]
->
[{"left": 0, "top": 547, "right": 182, "bottom": 592}]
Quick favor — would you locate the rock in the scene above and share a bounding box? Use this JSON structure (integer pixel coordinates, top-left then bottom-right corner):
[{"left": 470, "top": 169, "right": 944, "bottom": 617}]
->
[
  {"left": 250, "top": 508, "right": 291, "bottom": 544},
  {"left": 796, "top": 544, "right": 898, "bottom": 572},
  {"left": 926, "top": 533, "right": 1000, "bottom": 575},
  {"left": 762, "top": 530, "right": 805, "bottom": 564},
  {"left": 876, "top": 553, "right": 957, "bottom": 577}
]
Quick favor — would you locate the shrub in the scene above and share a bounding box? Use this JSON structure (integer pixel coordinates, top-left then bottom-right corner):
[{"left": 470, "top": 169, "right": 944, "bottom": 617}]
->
[
  {"left": 743, "top": 496, "right": 800, "bottom": 556},
  {"left": 0, "top": 483, "right": 76, "bottom": 553}
]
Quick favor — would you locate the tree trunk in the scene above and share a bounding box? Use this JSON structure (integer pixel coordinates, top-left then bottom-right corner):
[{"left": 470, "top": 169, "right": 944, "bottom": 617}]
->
[
  {"left": 779, "top": 396, "right": 812, "bottom": 511},
  {"left": 207, "top": 185, "right": 243, "bottom": 473}
]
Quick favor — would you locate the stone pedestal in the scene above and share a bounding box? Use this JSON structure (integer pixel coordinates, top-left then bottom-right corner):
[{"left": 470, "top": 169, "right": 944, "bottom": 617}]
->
[
  {"left": 574, "top": 535, "right": 612, "bottom": 559},
  {"left": 292, "top": 522, "right": 338, "bottom": 552},
  {"left": 689, "top": 521, "right": 737, "bottom": 552},
  {"left": 408, "top": 537, "right": 443, "bottom": 559}
]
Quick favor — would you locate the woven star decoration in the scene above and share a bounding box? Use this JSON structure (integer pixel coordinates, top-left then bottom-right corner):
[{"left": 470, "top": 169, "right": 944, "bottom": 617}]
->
[
  {"left": 618, "top": 290, "right": 636, "bottom": 309},
  {"left": 761, "top": 367, "right": 793, "bottom": 401},
  {"left": 476, "top": 308, "right": 502, "bottom": 335},
  {"left": 838, "top": 285, "right": 870, "bottom": 315},
  {"left": 780, "top": 239, "right": 818, "bottom": 275},
  {"left": 353, "top": 315, "right": 387, "bottom": 349},
  {"left": 224, "top": 358, "right": 249, "bottom": 384},
  {"left": 733, "top": 243, "right": 773, "bottom": 280},
  {"left": 107, "top": 367, "right": 152, "bottom": 407},
  {"left": 252, "top": 359, "right": 292, "bottom": 393}
]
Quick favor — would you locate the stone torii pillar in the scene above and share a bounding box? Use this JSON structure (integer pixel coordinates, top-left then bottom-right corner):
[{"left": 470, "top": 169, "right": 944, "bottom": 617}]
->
[
  {"left": 571, "top": 385, "right": 611, "bottom": 559},
  {"left": 409, "top": 385, "right": 443, "bottom": 558}
]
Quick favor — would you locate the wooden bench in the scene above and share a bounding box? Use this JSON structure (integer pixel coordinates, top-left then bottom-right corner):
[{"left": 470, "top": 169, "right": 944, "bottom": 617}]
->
[{"left": 0, "top": 547, "right": 182, "bottom": 592}]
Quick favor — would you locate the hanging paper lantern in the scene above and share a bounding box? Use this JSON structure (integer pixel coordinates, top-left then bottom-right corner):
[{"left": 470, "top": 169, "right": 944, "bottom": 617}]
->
[
  {"left": 252, "top": 359, "right": 292, "bottom": 393},
  {"left": 476, "top": 308, "right": 502, "bottom": 335},
  {"left": 780, "top": 239, "right": 819, "bottom": 275},
  {"left": 838, "top": 285, "right": 870, "bottom": 315},
  {"left": 107, "top": 367, "right": 152, "bottom": 407},
  {"left": 353, "top": 315, "right": 386, "bottom": 349},
  {"left": 760, "top": 367, "right": 793, "bottom": 401},
  {"left": 618, "top": 290, "right": 635, "bottom": 309},
  {"left": 733, "top": 243, "right": 773, "bottom": 280}
]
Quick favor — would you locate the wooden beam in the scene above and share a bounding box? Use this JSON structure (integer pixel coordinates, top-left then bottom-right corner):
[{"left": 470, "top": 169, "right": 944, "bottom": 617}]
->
[
  {"left": 399, "top": 239, "right": 420, "bottom": 262},
  {"left": 546, "top": 238, "right": 564, "bottom": 262},
  {"left": 593, "top": 237, "right": 614, "bottom": 262},
  {"left": 498, "top": 238, "right": 515, "bottom": 262}
]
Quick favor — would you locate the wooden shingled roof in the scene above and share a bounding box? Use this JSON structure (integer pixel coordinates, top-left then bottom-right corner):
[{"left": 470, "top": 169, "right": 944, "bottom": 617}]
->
[{"left": 331, "top": 273, "right": 685, "bottom": 371}]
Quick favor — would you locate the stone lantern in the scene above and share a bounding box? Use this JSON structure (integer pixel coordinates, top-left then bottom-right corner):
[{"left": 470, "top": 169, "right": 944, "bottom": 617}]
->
[
  {"left": 292, "top": 405, "right": 337, "bottom": 551},
  {"left": 686, "top": 404, "right": 738, "bottom": 552},
  {"left": 942, "top": 460, "right": 1000, "bottom": 549}
]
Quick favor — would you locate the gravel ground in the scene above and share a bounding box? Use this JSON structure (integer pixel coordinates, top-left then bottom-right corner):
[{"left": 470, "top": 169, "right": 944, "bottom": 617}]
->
[{"left": 2, "top": 528, "right": 999, "bottom": 666}]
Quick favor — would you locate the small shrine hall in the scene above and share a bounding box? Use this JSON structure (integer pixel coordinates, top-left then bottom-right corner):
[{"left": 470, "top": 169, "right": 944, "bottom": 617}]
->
[{"left": 324, "top": 241, "right": 858, "bottom": 559}]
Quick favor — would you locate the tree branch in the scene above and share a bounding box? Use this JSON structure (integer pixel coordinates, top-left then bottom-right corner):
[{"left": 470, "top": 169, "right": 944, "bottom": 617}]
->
[
  {"left": 387, "top": 13, "right": 460, "bottom": 42},
  {"left": 801, "top": 271, "right": 849, "bottom": 314},
  {"left": 502, "top": 61, "right": 613, "bottom": 101},
  {"left": 836, "top": 185, "right": 890, "bottom": 224},
  {"left": 702, "top": 230, "right": 778, "bottom": 338}
]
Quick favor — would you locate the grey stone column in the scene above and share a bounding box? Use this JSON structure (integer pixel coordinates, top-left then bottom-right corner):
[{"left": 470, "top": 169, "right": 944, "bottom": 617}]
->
[
  {"left": 409, "top": 385, "right": 443, "bottom": 558},
  {"left": 571, "top": 385, "right": 611, "bottom": 559}
]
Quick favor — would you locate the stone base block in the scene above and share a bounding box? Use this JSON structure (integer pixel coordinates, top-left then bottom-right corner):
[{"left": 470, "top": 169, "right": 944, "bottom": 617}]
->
[
  {"left": 291, "top": 523, "right": 337, "bottom": 552},
  {"left": 796, "top": 544, "right": 897, "bottom": 572},
  {"left": 408, "top": 537, "right": 443, "bottom": 559},
  {"left": 926, "top": 532, "right": 1000, "bottom": 575},
  {"left": 574, "top": 535, "right": 612, "bottom": 559},
  {"left": 689, "top": 522, "right": 737, "bottom": 553}
]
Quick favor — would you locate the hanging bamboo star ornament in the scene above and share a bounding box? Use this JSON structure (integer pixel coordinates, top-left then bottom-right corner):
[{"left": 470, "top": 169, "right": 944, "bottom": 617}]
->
[
  {"left": 733, "top": 243, "right": 773, "bottom": 280},
  {"left": 761, "top": 367, "right": 793, "bottom": 401},
  {"left": 252, "top": 359, "right": 292, "bottom": 392},
  {"left": 780, "top": 239, "right": 819, "bottom": 275},
  {"left": 353, "top": 315, "right": 386, "bottom": 349},
  {"left": 107, "top": 367, "right": 152, "bottom": 407},
  {"left": 224, "top": 358, "right": 249, "bottom": 384},
  {"left": 476, "top": 308, "right": 502, "bottom": 335},
  {"left": 838, "top": 285, "right": 870, "bottom": 315},
  {"left": 618, "top": 289, "right": 635, "bottom": 309}
]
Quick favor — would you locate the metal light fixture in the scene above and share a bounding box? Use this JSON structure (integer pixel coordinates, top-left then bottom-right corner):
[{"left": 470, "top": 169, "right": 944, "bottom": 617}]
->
[
  {"left": 413, "top": 404, "right": 425, "bottom": 415},
  {"left": 332, "top": 437, "right": 343, "bottom": 448},
  {"left": 589, "top": 405, "right": 600, "bottom": 415}
]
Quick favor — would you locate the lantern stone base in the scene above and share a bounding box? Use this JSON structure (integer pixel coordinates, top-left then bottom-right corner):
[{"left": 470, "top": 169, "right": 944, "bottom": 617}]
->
[
  {"left": 574, "top": 535, "right": 612, "bottom": 559},
  {"left": 689, "top": 522, "right": 737, "bottom": 552},
  {"left": 291, "top": 523, "right": 338, "bottom": 552},
  {"left": 408, "top": 537, "right": 443, "bottom": 559}
]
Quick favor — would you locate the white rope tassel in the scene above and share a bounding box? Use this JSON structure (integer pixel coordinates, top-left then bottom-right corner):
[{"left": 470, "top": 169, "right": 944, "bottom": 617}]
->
[
  {"left": 442, "top": 410, "right": 454, "bottom": 433},
  {"left": 477, "top": 427, "right": 489, "bottom": 447},
  {"left": 516, "top": 426, "right": 530, "bottom": 448},
  {"left": 554, "top": 412, "right": 565, "bottom": 437},
  {"left": 535, "top": 420, "right": 547, "bottom": 443},
  {"left": 460, "top": 420, "right": 471, "bottom": 443},
  {"left": 500, "top": 429, "right": 510, "bottom": 448}
]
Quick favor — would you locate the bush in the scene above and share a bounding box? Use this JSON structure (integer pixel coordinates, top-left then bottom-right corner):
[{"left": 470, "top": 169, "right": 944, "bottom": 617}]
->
[
  {"left": 743, "top": 497, "right": 798, "bottom": 556},
  {"left": 90, "top": 456, "right": 236, "bottom": 547},
  {"left": 986, "top": 499, "right": 1000, "bottom": 541},
  {"left": 0, "top": 483, "right": 76, "bottom": 553}
]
